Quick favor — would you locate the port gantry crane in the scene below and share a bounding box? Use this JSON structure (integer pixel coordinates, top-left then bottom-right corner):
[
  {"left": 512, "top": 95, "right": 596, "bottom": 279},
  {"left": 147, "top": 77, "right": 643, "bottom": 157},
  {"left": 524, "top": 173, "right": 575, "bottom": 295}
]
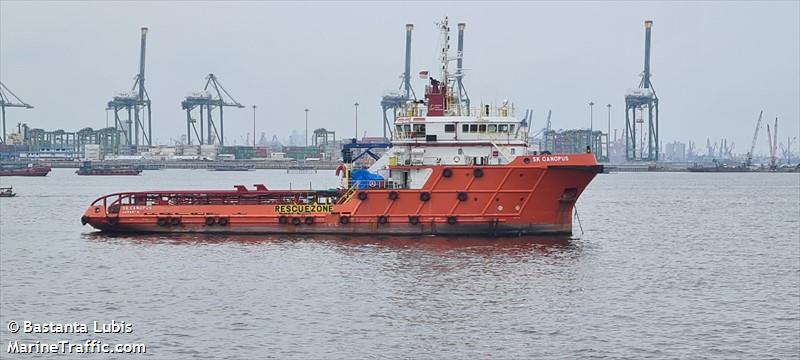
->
[
  {"left": 181, "top": 74, "right": 244, "bottom": 146},
  {"left": 766, "top": 117, "right": 779, "bottom": 170},
  {"left": 107, "top": 27, "right": 152, "bottom": 150},
  {"left": 625, "top": 20, "right": 660, "bottom": 162},
  {"left": 744, "top": 110, "right": 764, "bottom": 168},
  {"left": 0, "top": 81, "right": 34, "bottom": 144},
  {"left": 380, "top": 24, "right": 417, "bottom": 141}
]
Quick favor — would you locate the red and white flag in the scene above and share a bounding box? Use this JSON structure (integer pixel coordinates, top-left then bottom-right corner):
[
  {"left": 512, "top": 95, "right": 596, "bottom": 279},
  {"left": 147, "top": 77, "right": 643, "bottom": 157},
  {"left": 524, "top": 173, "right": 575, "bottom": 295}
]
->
[{"left": 418, "top": 70, "right": 429, "bottom": 79}]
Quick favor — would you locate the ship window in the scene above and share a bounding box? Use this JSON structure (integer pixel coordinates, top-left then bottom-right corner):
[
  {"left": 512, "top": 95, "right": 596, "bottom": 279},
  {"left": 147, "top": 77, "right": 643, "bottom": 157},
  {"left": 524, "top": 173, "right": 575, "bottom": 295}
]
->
[
  {"left": 413, "top": 124, "right": 426, "bottom": 137},
  {"left": 462, "top": 124, "right": 469, "bottom": 132},
  {"left": 403, "top": 124, "right": 411, "bottom": 134},
  {"left": 479, "top": 124, "right": 487, "bottom": 133},
  {"left": 469, "top": 124, "right": 478, "bottom": 132},
  {"left": 509, "top": 124, "right": 516, "bottom": 133},
  {"left": 488, "top": 124, "right": 497, "bottom": 133},
  {"left": 444, "top": 124, "right": 455, "bottom": 132},
  {"left": 396, "top": 125, "right": 404, "bottom": 137},
  {"left": 511, "top": 148, "right": 516, "bottom": 155},
  {"left": 499, "top": 124, "right": 508, "bottom": 132}
]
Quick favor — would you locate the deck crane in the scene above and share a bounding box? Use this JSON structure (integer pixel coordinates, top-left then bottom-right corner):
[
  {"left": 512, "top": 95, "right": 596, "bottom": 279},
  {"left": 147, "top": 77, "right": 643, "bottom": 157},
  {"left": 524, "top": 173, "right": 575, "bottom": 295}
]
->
[{"left": 744, "top": 110, "right": 763, "bottom": 167}]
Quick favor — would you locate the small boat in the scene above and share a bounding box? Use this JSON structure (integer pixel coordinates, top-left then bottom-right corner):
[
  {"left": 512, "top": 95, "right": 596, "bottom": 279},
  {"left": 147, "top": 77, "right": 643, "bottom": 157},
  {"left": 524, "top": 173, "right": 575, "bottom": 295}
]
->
[
  {"left": 0, "top": 186, "right": 15, "bottom": 197},
  {"left": 76, "top": 162, "right": 142, "bottom": 176},
  {"left": 286, "top": 161, "right": 317, "bottom": 174},
  {"left": 210, "top": 163, "right": 255, "bottom": 171},
  {"left": 0, "top": 163, "right": 51, "bottom": 177}
]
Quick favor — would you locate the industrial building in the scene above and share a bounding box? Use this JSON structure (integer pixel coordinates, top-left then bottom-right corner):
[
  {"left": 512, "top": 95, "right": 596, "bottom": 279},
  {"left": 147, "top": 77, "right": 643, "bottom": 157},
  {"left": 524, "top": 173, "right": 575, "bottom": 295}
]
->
[{"left": 539, "top": 129, "right": 609, "bottom": 162}]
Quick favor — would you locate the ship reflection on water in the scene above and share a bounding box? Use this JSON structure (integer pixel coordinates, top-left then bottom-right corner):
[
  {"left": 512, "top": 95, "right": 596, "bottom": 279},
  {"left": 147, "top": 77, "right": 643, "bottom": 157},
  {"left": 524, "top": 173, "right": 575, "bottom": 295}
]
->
[{"left": 82, "top": 232, "right": 579, "bottom": 257}]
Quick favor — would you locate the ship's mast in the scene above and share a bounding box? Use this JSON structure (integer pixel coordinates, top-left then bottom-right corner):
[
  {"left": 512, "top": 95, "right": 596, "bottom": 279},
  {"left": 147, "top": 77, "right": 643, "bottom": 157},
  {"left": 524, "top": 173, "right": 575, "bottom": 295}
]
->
[{"left": 436, "top": 17, "right": 450, "bottom": 85}]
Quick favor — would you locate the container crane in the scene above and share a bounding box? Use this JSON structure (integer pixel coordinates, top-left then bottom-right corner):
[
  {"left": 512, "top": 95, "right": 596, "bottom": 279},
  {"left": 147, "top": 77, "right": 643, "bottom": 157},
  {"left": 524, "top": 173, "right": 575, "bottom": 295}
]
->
[
  {"left": 0, "top": 81, "right": 33, "bottom": 144},
  {"left": 744, "top": 110, "right": 763, "bottom": 167},
  {"left": 766, "top": 117, "right": 778, "bottom": 170},
  {"left": 181, "top": 73, "right": 244, "bottom": 146}
]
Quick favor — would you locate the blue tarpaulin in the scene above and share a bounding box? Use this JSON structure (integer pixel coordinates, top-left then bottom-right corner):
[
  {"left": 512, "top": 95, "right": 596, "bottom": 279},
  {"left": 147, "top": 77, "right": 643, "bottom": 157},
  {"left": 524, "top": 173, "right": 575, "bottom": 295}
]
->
[{"left": 350, "top": 169, "right": 385, "bottom": 189}]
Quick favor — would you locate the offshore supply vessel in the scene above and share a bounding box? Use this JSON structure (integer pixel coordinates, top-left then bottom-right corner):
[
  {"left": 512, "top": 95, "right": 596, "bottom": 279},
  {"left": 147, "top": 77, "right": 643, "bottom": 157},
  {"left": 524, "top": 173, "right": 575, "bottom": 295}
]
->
[{"left": 81, "top": 18, "right": 602, "bottom": 236}]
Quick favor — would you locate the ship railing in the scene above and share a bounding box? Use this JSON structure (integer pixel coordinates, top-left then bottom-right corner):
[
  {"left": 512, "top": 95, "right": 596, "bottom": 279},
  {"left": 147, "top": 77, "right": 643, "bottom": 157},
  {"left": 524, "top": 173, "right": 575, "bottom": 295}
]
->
[
  {"left": 91, "top": 189, "right": 342, "bottom": 211},
  {"left": 336, "top": 186, "right": 358, "bottom": 205}
]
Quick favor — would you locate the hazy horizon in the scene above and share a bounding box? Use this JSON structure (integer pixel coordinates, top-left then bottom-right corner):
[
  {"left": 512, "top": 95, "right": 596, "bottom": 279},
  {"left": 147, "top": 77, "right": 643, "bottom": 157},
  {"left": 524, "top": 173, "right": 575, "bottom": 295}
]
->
[{"left": 1, "top": 1, "right": 798, "bottom": 155}]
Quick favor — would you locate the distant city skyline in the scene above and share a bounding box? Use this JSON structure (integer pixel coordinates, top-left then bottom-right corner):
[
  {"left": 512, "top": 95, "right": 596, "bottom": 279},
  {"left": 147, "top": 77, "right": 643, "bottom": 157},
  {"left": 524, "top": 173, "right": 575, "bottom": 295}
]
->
[{"left": 1, "top": 1, "right": 798, "bottom": 155}]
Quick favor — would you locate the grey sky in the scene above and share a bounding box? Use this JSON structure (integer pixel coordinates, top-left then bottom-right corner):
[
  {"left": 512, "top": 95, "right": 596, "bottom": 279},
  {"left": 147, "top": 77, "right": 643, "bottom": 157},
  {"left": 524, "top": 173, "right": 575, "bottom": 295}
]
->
[{"left": 1, "top": 1, "right": 798, "bottom": 154}]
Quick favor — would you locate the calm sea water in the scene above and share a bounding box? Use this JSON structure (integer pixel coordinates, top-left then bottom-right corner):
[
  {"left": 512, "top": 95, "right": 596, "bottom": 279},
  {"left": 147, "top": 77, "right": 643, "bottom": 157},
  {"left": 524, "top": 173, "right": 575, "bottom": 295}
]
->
[{"left": 1, "top": 169, "right": 798, "bottom": 359}]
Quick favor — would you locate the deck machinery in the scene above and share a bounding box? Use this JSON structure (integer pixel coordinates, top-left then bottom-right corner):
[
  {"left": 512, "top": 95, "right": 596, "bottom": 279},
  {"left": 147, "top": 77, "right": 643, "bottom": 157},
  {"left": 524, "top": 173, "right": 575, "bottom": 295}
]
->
[{"left": 624, "top": 20, "right": 659, "bottom": 162}]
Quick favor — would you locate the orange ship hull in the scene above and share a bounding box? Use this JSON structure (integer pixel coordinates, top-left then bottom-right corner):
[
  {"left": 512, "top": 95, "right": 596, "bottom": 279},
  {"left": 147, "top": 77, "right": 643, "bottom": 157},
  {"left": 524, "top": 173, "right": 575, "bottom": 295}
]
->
[{"left": 81, "top": 154, "right": 601, "bottom": 237}]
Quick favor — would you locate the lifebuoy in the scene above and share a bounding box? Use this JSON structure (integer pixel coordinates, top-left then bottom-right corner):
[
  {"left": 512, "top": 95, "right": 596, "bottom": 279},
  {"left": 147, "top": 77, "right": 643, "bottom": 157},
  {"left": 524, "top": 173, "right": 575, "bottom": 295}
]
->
[
  {"left": 420, "top": 192, "right": 431, "bottom": 202},
  {"left": 447, "top": 216, "right": 457, "bottom": 225},
  {"left": 388, "top": 191, "right": 399, "bottom": 200},
  {"left": 339, "top": 216, "right": 350, "bottom": 224},
  {"left": 305, "top": 217, "right": 315, "bottom": 225},
  {"left": 157, "top": 217, "right": 168, "bottom": 226},
  {"left": 453, "top": 155, "right": 461, "bottom": 163},
  {"left": 457, "top": 192, "right": 468, "bottom": 202},
  {"left": 335, "top": 164, "right": 347, "bottom": 177},
  {"left": 205, "top": 217, "right": 216, "bottom": 226},
  {"left": 443, "top": 168, "right": 453, "bottom": 178},
  {"left": 358, "top": 192, "right": 368, "bottom": 200},
  {"left": 291, "top": 217, "right": 302, "bottom": 226},
  {"left": 218, "top": 217, "right": 229, "bottom": 226},
  {"left": 408, "top": 216, "right": 420, "bottom": 225}
]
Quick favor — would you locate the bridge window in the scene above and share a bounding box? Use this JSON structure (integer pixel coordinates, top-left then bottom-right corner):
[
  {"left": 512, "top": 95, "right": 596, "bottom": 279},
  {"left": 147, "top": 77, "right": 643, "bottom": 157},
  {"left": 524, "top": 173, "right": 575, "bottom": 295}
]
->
[
  {"left": 413, "top": 124, "right": 426, "bottom": 137},
  {"left": 444, "top": 124, "right": 455, "bottom": 132},
  {"left": 499, "top": 124, "right": 508, "bottom": 133},
  {"left": 479, "top": 124, "right": 487, "bottom": 133},
  {"left": 469, "top": 124, "right": 478, "bottom": 132},
  {"left": 462, "top": 124, "right": 469, "bottom": 132},
  {"left": 509, "top": 124, "right": 516, "bottom": 133},
  {"left": 488, "top": 124, "right": 497, "bottom": 133}
]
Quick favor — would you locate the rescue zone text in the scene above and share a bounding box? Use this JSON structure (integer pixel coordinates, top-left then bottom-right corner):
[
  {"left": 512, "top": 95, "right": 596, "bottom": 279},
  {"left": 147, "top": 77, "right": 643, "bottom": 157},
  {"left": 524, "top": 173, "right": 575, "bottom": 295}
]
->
[{"left": 274, "top": 204, "right": 333, "bottom": 214}]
